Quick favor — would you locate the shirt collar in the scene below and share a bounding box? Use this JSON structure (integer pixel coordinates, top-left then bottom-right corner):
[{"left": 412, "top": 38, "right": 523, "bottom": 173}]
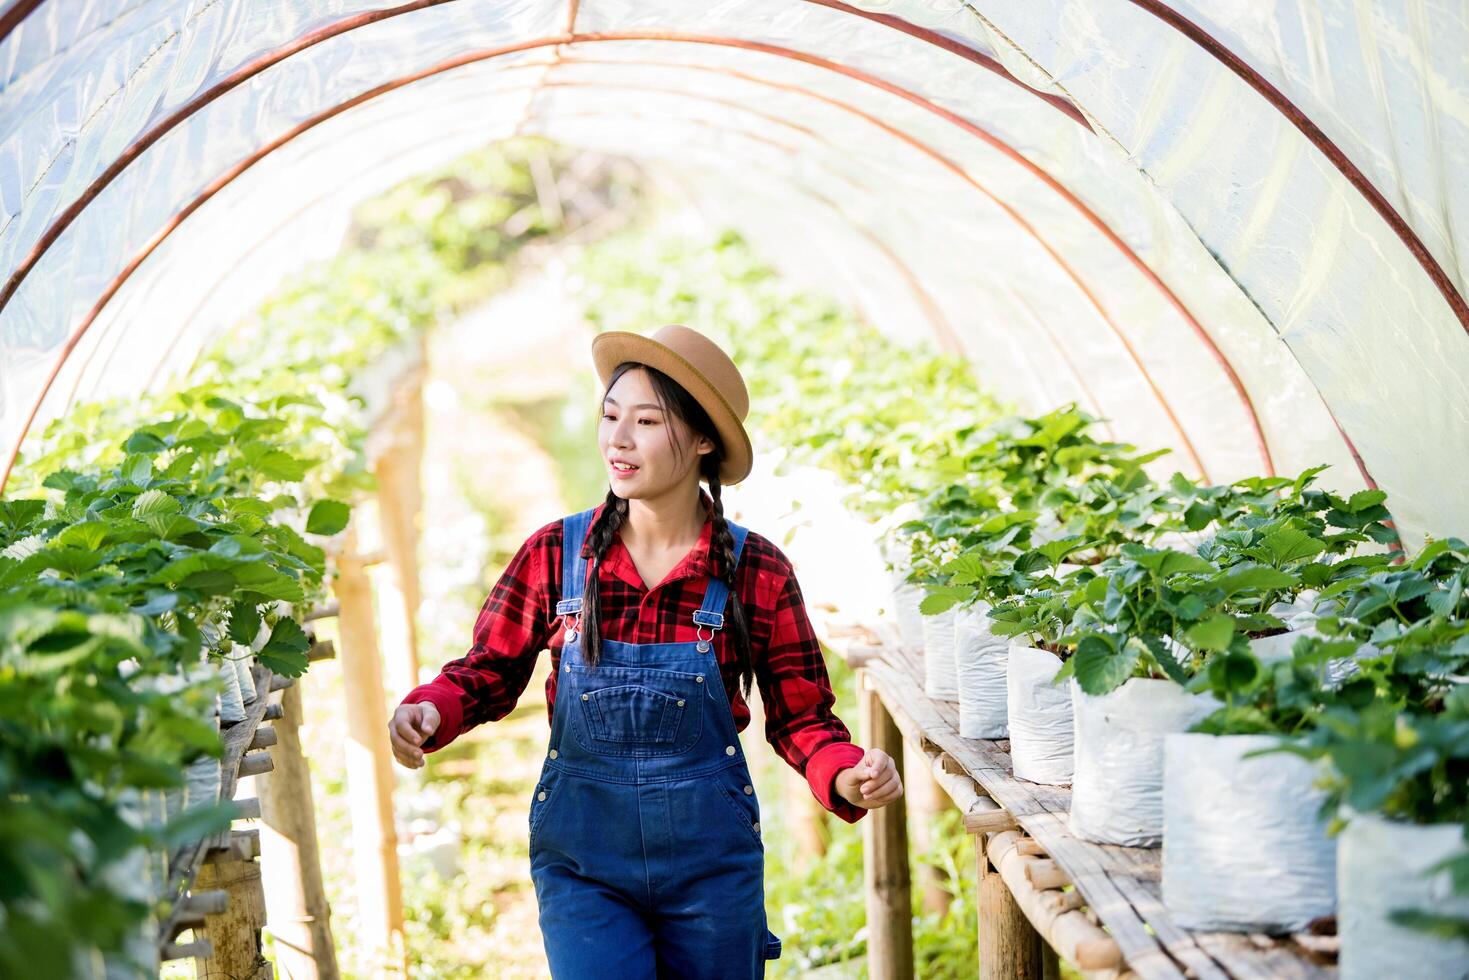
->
[{"left": 595, "top": 488, "right": 718, "bottom": 591}]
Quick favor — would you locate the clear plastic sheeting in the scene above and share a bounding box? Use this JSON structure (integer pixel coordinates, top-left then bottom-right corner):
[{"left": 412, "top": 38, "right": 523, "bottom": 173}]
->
[{"left": 0, "top": 2, "right": 1464, "bottom": 547}]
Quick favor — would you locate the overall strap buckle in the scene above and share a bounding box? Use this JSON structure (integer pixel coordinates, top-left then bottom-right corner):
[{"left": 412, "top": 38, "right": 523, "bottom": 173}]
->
[
  {"left": 558, "top": 506, "right": 597, "bottom": 644},
  {"left": 557, "top": 597, "right": 583, "bottom": 641},
  {"left": 692, "top": 610, "right": 723, "bottom": 652}
]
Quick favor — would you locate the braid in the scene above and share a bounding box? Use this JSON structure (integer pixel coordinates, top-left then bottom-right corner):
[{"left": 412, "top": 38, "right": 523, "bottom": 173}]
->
[
  {"left": 704, "top": 457, "right": 755, "bottom": 698},
  {"left": 580, "top": 487, "right": 628, "bottom": 668}
]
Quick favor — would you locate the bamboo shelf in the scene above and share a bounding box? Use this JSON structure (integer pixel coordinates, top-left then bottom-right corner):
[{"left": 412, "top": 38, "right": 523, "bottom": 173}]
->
[
  {"left": 157, "top": 660, "right": 282, "bottom": 971},
  {"left": 833, "top": 622, "right": 1338, "bottom": 980}
]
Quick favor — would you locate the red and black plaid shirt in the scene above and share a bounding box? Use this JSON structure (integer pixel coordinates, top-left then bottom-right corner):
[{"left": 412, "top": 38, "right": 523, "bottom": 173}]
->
[{"left": 400, "top": 490, "right": 868, "bottom": 823}]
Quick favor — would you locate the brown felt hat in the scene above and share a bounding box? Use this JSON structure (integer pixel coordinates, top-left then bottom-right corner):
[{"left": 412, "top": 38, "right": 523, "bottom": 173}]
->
[{"left": 591, "top": 324, "right": 754, "bottom": 486}]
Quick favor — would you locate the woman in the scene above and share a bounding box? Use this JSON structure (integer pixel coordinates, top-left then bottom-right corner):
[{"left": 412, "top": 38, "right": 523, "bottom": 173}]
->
[{"left": 388, "top": 324, "right": 902, "bottom": 978}]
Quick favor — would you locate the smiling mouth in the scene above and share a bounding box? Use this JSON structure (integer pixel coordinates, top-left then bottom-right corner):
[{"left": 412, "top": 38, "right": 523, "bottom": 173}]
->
[{"left": 610, "top": 461, "right": 639, "bottom": 472}]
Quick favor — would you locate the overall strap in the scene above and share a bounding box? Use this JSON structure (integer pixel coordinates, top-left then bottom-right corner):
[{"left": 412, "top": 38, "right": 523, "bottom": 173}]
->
[
  {"left": 693, "top": 521, "right": 750, "bottom": 629},
  {"left": 556, "top": 506, "right": 599, "bottom": 618}
]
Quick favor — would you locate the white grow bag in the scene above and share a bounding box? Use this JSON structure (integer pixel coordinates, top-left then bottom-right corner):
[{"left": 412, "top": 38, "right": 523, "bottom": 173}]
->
[
  {"left": 955, "top": 602, "right": 1008, "bottom": 738},
  {"left": 100, "top": 787, "right": 163, "bottom": 980},
  {"left": 922, "top": 607, "right": 959, "bottom": 701},
  {"left": 889, "top": 569, "right": 925, "bottom": 652},
  {"left": 231, "top": 642, "right": 257, "bottom": 704},
  {"left": 1068, "top": 679, "right": 1218, "bottom": 847},
  {"left": 1339, "top": 813, "right": 1469, "bottom": 980},
  {"left": 1162, "top": 733, "right": 1335, "bottom": 932},
  {"left": 1006, "top": 641, "right": 1074, "bottom": 785}
]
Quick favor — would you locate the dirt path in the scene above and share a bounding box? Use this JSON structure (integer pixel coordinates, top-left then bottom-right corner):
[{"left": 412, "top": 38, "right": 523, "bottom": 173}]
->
[
  {"left": 285, "top": 266, "right": 591, "bottom": 979},
  {"left": 404, "top": 266, "right": 590, "bottom": 977}
]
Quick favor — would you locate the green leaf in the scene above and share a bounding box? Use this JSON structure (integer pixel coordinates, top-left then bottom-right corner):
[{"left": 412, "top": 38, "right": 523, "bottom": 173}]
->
[
  {"left": 1140, "top": 635, "right": 1190, "bottom": 684},
  {"left": 250, "top": 449, "right": 309, "bottom": 482},
  {"left": 132, "top": 488, "right": 181, "bottom": 518},
  {"left": 123, "top": 431, "right": 167, "bottom": 454},
  {"left": 919, "top": 587, "right": 970, "bottom": 615},
  {"left": 1013, "top": 550, "right": 1051, "bottom": 574},
  {"left": 1036, "top": 535, "right": 1088, "bottom": 565},
  {"left": 143, "top": 514, "right": 202, "bottom": 541},
  {"left": 1183, "top": 501, "right": 1218, "bottom": 531},
  {"left": 1185, "top": 615, "right": 1236, "bottom": 652},
  {"left": 159, "top": 800, "right": 238, "bottom": 849},
  {"left": 133, "top": 590, "right": 180, "bottom": 616},
  {"left": 55, "top": 521, "right": 111, "bottom": 551},
  {"left": 228, "top": 600, "right": 262, "bottom": 646},
  {"left": 1255, "top": 527, "right": 1326, "bottom": 565},
  {"left": 1345, "top": 489, "right": 1388, "bottom": 514},
  {"left": 180, "top": 569, "right": 238, "bottom": 597},
  {"left": 259, "top": 617, "right": 310, "bottom": 677},
  {"left": 37, "top": 547, "right": 105, "bottom": 577},
  {"left": 1072, "top": 634, "right": 1139, "bottom": 695},
  {"left": 1206, "top": 650, "right": 1260, "bottom": 695},
  {"left": 39, "top": 469, "right": 90, "bottom": 493},
  {"left": 305, "top": 499, "right": 351, "bottom": 536},
  {"left": 1208, "top": 565, "right": 1299, "bottom": 597},
  {"left": 1425, "top": 578, "right": 1464, "bottom": 617},
  {"left": 121, "top": 454, "right": 154, "bottom": 486}
]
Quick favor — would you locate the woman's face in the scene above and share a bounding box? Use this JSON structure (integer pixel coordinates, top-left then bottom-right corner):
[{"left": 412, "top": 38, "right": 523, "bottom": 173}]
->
[{"left": 599, "top": 367, "right": 713, "bottom": 500}]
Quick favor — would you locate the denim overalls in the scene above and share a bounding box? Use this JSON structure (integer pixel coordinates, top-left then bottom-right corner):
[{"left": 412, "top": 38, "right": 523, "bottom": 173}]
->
[{"left": 528, "top": 506, "right": 783, "bottom": 978}]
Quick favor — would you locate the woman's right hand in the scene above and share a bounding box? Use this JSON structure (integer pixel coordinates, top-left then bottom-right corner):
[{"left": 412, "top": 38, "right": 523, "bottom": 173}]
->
[{"left": 389, "top": 702, "right": 441, "bottom": 769}]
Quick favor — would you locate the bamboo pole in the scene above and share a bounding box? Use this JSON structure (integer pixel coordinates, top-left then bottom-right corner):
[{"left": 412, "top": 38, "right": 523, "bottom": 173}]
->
[
  {"left": 192, "top": 855, "right": 271, "bottom": 979},
  {"left": 986, "top": 831, "right": 1114, "bottom": 973},
  {"left": 860, "top": 672, "right": 913, "bottom": 980},
  {"left": 257, "top": 679, "right": 340, "bottom": 980},
  {"left": 334, "top": 524, "right": 408, "bottom": 978},
  {"left": 368, "top": 356, "right": 426, "bottom": 700},
  {"left": 977, "top": 832, "right": 1044, "bottom": 980},
  {"left": 903, "top": 740, "right": 954, "bottom": 916}
]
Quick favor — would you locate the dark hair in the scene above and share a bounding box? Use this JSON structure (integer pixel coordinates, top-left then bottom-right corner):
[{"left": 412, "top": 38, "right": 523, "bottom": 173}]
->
[{"left": 580, "top": 362, "right": 754, "bottom": 697}]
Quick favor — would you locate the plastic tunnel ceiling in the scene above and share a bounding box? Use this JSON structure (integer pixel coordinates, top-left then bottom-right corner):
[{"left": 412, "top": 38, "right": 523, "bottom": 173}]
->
[{"left": 1, "top": 1, "right": 1465, "bottom": 549}]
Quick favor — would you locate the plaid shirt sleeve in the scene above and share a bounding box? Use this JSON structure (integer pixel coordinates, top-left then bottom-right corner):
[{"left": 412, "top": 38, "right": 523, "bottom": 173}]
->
[
  {"left": 398, "top": 520, "right": 557, "bottom": 751},
  {"left": 752, "top": 541, "right": 868, "bottom": 824}
]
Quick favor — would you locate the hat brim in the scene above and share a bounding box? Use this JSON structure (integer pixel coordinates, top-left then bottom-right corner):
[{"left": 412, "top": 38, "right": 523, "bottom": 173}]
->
[{"left": 591, "top": 331, "right": 754, "bottom": 486}]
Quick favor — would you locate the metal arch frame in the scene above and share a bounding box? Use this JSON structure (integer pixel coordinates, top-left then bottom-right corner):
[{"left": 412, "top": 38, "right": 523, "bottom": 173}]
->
[
  {"left": 0, "top": 2, "right": 1272, "bottom": 472},
  {"left": 0, "top": 11, "right": 1280, "bottom": 488},
  {"left": 69, "top": 75, "right": 966, "bottom": 410},
  {"left": 0, "top": 0, "right": 1081, "bottom": 312},
  {"left": 0, "top": 0, "right": 43, "bottom": 45},
  {"left": 1121, "top": 0, "right": 1469, "bottom": 336},
  {"left": 0, "top": 5, "right": 1263, "bottom": 481},
  {"left": 4, "top": 1, "right": 1458, "bottom": 499},
  {"left": 0, "top": 31, "right": 1239, "bottom": 491}
]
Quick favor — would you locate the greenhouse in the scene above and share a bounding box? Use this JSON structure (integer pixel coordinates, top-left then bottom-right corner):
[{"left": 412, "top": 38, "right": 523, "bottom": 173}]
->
[{"left": 1, "top": 2, "right": 1466, "bottom": 979}]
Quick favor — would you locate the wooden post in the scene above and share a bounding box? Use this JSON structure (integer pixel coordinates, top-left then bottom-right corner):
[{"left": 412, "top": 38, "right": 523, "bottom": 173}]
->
[
  {"left": 369, "top": 357, "right": 426, "bottom": 700},
  {"left": 193, "top": 855, "right": 271, "bottom": 979},
  {"left": 860, "top": 672, "right": 913, "bottom": 980},
  {"left": 904, "top": 740, "right": 954, "bottom": 916},
  {"left": 257, "top": 679, "right": 341, "bottom": 980},
  {"left": 334, "top": 524, "right": 408, "bottom": 978},
  {"left": 976, "top": 833, "right": 1043, "bottom": 980}
]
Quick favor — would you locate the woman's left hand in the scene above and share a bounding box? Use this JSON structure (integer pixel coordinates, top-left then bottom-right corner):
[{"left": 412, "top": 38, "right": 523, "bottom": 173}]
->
[{"left": 835, "top": 748, "right": 903, "bottom": 809}]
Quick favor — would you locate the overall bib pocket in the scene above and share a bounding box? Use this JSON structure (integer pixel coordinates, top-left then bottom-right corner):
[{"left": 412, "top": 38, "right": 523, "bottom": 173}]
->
[
  {"left": 585, "top": 684, "right": 688, "bottom": 743},
  {"left": 568, "top": 666, "right": 705, "bottom": 757}
]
